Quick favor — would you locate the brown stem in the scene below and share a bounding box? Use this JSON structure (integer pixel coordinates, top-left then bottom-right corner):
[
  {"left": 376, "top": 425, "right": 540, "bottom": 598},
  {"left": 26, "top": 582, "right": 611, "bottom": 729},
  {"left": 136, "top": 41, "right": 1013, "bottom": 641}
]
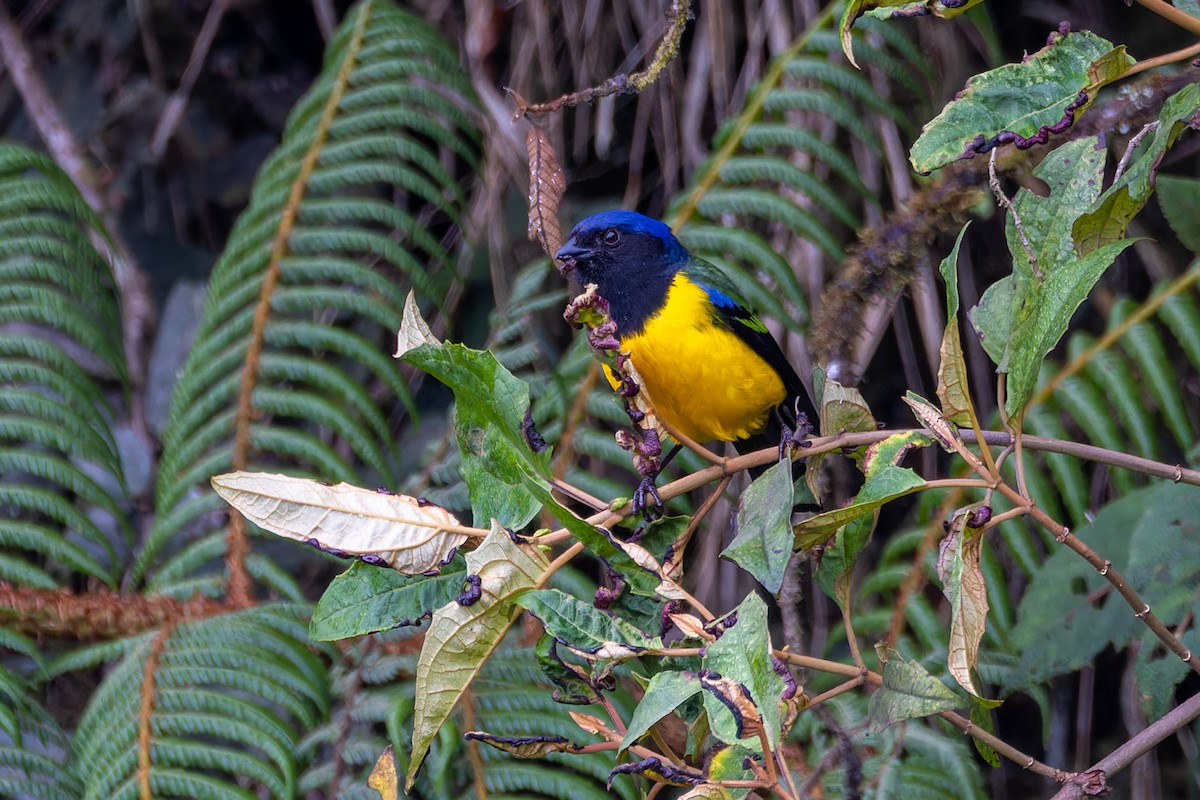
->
[
  {"left": 1049, "top": 690, "right": 1200, "bottom": 800},
  {"left": 148, "top": 0, "right": 231, "bottom": 160}
]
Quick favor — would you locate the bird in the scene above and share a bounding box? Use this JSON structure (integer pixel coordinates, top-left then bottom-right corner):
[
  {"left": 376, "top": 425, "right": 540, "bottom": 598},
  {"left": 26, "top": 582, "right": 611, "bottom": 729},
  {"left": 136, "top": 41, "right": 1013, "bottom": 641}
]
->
[{"left": 554, "top": 209, "right": 818, "bottom": 515}]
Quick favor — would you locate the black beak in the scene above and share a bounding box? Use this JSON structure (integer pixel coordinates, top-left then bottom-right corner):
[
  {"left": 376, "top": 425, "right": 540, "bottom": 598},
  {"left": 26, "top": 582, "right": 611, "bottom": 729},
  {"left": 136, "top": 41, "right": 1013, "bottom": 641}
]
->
[{"left": 554, "top": 237, "right": 585, "bottom": 276}]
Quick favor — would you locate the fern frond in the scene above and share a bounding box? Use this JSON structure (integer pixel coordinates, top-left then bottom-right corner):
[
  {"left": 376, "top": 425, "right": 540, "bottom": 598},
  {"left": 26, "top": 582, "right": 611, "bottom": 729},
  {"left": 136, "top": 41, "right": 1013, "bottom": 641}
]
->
[
  {"left": 67, "top": 603, "right": 326, "bottom": 800},
  {"left": 669, "top": 18, "right": 929, "bottom": 327},
  {"left": 0, "top": 665, "right": 80, "bottom": 800},
  {"left": 137, "top": 0, "right": 482, "bottom": 590},
  {"left": 0, "top": 145, "right": 129, "bottom": 589}
]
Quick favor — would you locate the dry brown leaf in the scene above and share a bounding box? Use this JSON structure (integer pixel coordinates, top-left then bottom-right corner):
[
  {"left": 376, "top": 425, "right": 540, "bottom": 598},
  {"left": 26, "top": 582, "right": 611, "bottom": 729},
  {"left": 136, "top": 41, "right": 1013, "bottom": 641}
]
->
[{"left": 526, "top": 125, "right": 566, "bottom": 256}]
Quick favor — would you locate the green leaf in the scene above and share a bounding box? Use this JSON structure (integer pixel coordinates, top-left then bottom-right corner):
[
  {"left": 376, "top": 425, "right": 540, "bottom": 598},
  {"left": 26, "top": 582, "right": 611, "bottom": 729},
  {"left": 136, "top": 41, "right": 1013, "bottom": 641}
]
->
[
  {"left": 1156, "top": 175, "right": 1200, "bottom": 254},
  {"left": 702, "top": 594, "right": 786, "bottom": 750},
  {"left": 968, "top": 136, "right": 1136, "bottom": 418},
  {"left": 308, "top": 558, "right": 467, "bottom": 640},
  {"left": 518, "top": 588, "right": 655, "bottom": 655},
  {"left": 910, "top": 30, "right": 1132, "bottom": 172},
  {"left": 868, "top": 650, "right": 964, "bottom": 729},
  {"left": 794, "top": 432, "right": 929, "bottom": 549},
  {"left": 815, "top": 513, "right": 875, "bottom": 611},
  {"left": 721, "top": 459, "right": 795, "bottom": 594},
  {"left": 407, "top": 523, "right": 548, "bottom": 788},
  {"left": 397, "top": 296, "right": 549, "bottom": 529},
  {"left": 619, "top": 671, "right": 703, "bottom": 751},
  {"left": 1073, "top": 83, "right": 1200, "bottom": 253},
  {"left": 936, "top": 223, "right": 974, "bottom": 425}
]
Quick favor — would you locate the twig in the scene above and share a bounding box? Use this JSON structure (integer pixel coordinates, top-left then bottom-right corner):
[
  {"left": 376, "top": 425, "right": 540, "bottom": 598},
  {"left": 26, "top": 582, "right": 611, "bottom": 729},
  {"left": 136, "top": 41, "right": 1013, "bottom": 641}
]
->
[
  {"left": 149, "top": 0, "right": 232, "bottom": 160},
  {"left": 1049, "top": 690, "right": 1200, "bottom": 800},
  {"left": 1113, "top": 120, "right": 1160, "bottom": 182},
  {"left": 513, "top": 0, "right": 693, "bottom": 116},
  {"left": 990, "top": 149, "right": 1040, "bottom": 279},
  {"left": 1123, "top": 41, "right": 1200, "bottom": 79},
  {"left": 312, "top": 0, "right": 337, "bottom": 40}
]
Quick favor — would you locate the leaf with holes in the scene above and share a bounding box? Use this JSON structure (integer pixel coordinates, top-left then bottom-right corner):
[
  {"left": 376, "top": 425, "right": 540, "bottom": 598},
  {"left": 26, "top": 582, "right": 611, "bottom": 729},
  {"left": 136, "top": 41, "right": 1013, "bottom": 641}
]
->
[{"left": 910, "top": 30, "right": 1132, "bottom": 172}]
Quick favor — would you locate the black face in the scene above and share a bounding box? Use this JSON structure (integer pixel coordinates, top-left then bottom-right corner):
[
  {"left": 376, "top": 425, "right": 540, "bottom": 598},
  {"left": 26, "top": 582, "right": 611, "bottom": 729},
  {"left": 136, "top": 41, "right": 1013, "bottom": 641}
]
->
[{"left": 555, "top": 212, "right": 688, "bottom": 335}]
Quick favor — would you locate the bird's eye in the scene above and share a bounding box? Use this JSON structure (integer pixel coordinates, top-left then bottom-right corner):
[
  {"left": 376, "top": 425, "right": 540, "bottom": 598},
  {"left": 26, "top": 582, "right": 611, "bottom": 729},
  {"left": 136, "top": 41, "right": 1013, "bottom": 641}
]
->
[{"left": 603, "top": 229, "right": 620, "bottom": 246}]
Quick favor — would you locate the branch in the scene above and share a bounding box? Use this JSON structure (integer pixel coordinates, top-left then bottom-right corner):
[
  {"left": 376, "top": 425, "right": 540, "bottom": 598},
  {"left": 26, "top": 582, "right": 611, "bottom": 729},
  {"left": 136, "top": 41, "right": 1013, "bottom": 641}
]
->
[
  {"left": 1132, "top": 0, "right": 1200, "bottom": 36},
  {"left": 1049, "top": 690, "right": 1200, "bottom": 799},
  {"left": 513, "top": 0, "right": 693, "bottom": 116}
]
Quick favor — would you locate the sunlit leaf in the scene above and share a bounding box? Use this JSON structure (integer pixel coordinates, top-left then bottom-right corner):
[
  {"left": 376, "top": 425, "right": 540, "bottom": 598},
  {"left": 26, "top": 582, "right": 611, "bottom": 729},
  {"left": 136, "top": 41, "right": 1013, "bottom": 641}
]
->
[
  {"left": 936, "top": 223, "right": 974, "bottom": 425},
  {"left": 211, "top": 471, "right": 470, "bottom": 575},
  {"left": 702, "top": 594, "right": 785, "bottom": 749}
]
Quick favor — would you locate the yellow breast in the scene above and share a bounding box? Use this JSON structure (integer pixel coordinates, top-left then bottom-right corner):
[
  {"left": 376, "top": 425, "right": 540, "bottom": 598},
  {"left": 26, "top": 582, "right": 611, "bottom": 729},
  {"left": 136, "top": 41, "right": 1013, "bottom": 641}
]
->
[{"left": 607, "top": 273, "right": 785, "bottom": 443}]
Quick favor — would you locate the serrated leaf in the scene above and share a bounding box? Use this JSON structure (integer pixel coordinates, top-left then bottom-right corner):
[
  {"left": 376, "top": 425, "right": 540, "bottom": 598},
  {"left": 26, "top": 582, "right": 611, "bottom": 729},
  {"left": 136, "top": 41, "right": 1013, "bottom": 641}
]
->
[
  {"left": 937, "top": 514, "right": 990, "bottom": 698},
  {"left": 1073, "top": 84, "right": 1200, "bottom": 253},
  {"left": 794, "top": 432, "right": 929, "bottom": 548},
  {"left": 1156, "top": 175, "right": 1200, "bottom": 254},
  {"left": 936, "top": 223, "right": 974, "bottom": 425},
  {"left": 868, "top": 650, "right": 963, "bottom": 728},
  {"left": 968, "top": 136, "right": 1136, "bottom": 418},
  {"left": 518, "top": 588, "right": 656, "bottom": 656},
  {"left": 721, "top": 459, "right": 795, "bottom": 594},
  {"left": 407, "top": 523, "right": 549, "bottom": 788},
  {"left": 308, "top": 558, "right": 467, "bottom": 640},
  {"left": 910, "top": 31, "right": 1132, "bottom": 172},
  {"left": 809, "top": 372, "right": 876, "bottom": 496},
  {"left": 211, "top": 471, "right": 469, "bottom": 575},
  {"left": 702, "top": 594, "right": 785, "bottom": 749},
  {"left": 619, "top": 671, "right": 703, "bottom": 752}
]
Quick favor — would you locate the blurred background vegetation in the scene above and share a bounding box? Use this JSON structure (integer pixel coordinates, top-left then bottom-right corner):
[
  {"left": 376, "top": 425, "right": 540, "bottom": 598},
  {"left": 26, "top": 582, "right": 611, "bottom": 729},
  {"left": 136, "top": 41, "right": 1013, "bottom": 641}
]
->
[{"left": 1, "top": 0, "right": 1198, "bottom": 797}]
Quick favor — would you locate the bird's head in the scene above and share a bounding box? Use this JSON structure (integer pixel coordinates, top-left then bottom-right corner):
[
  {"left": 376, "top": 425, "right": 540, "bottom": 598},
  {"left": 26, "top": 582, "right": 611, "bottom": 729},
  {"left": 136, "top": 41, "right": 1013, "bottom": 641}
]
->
[{"left": 554, "top": 211, "right": 688, "bottom": 288}]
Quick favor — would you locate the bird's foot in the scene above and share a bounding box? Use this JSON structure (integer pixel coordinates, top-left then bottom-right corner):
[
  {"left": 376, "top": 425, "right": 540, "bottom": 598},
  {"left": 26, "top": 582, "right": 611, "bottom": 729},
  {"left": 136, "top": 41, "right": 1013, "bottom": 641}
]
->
[
  {"left": 632, "top": 475, "right": 664, "bottom": 521},
  {"left": 779, "top": 413, "right": 815, "bottom": 461}
]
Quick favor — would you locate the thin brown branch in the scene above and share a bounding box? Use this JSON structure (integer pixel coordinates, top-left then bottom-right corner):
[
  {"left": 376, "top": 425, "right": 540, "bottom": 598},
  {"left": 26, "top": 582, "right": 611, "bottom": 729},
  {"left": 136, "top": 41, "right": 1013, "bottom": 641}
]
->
[
  {"left": 513, "top": 0, "right": 693, "bottom": 116},
  {"left": 1049, "top": 690, "right": 1200, "bottom": 800},
  {"left": 148, "top": 0, "right": 231, "bottom": 160}
]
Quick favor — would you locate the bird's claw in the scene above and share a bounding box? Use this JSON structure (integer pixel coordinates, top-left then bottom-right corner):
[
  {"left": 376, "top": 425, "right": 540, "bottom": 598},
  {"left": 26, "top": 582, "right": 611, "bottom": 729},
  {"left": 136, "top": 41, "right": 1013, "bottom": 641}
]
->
[{"left": 632, "top": 476, "right": 664, "bottom": 521}]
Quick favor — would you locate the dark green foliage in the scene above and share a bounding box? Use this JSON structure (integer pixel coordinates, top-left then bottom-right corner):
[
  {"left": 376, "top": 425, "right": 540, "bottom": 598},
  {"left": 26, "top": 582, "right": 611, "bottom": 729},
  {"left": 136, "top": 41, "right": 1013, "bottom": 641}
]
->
[{"left": 0, "top": 146, "right": 129, "bottom": 589}]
